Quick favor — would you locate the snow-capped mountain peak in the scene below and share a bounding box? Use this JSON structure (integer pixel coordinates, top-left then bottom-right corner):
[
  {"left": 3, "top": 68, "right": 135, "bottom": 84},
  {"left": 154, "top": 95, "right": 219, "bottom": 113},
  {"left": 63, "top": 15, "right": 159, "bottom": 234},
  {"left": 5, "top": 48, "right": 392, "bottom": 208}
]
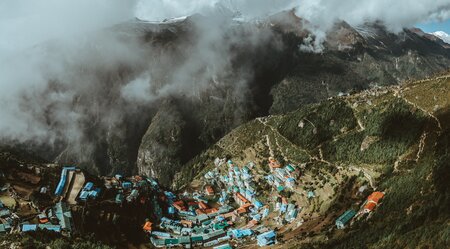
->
[{"left": 431, "top": 31, "right": 450, "bottom": 44}]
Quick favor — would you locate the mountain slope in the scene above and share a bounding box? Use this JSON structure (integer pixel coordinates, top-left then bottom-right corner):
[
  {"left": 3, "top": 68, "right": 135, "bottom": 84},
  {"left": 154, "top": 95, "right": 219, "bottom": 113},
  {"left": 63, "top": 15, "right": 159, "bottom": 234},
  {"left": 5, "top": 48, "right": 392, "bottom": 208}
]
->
[
  {"left": 175, "top": 72, "right": 450, "bottom": 248},
  {"left": 132, "top": 15, "right": 450, "bottom": 186}
]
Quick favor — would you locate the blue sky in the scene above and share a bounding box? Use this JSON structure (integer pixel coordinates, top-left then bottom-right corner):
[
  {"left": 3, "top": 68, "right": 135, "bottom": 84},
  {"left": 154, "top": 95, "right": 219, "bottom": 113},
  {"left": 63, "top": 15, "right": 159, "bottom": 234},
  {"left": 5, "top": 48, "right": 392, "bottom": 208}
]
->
[{"left": 417, "top": 19, "right": 450, "bottom": 33}]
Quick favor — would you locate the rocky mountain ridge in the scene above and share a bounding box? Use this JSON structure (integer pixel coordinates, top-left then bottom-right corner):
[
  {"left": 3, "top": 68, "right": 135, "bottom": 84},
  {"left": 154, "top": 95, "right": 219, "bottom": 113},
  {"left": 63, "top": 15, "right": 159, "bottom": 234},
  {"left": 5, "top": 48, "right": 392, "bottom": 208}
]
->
[
  {"left": 134, "top": 13, "right": 450, "bottom": 187},
  {"left": 2, "top": 12, "right": 450, "bottom": 189}
]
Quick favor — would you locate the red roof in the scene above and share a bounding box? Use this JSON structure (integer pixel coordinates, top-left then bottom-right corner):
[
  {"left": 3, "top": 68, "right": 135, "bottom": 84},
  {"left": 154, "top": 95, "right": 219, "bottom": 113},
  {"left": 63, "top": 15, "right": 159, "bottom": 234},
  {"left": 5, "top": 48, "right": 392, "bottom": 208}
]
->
[
  {"left": 236, "top": 193, "right": 250, "bottom": 204},
  {"left": 143, "top": 221, "right": 153, "bottom": 231},
  {"left": 241, "top": 203, "right": 252, "bottom": 209},
  {"left": 198, "top": 201, "right": 209, "bottom": 210},
  {"left": 205, "top": 208, "right": 219, "bottom": 214},
  {"left": 236, "top": 207, "right": 248, "bottom": 214},
  {"left": 205, "top": 186, "right": 215, "bottom": 195},
  {"left": 367, "top": 192, "right": 384, "bottom": 204},
  {"left": 223, "top": 212, "right": 236, "bottom": 218},
  {"left": 364, "top": 202, "right": 377, "bottom": 212},
  {"left": 173, "top": 200, "right": 187, "bottom": 211},
  {"left": 196, "top": 209, "right": 206, "bottom": 215},
  {"left": 247, "top": 219, "right": 258, "bottom": 228},
  {"left": 269, "top": 162, "right": 281, "bottom": 168},
  {"left": 187, "top": 201, "right": 198, "bottom": 207}
]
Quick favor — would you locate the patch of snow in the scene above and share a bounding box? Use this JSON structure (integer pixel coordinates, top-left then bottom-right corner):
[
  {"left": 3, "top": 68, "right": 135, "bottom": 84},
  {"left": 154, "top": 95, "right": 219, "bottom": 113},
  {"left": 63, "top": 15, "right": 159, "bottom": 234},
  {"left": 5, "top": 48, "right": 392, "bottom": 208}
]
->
[{"left": 431, "top": 31, "right": 450, "bottom": 44}]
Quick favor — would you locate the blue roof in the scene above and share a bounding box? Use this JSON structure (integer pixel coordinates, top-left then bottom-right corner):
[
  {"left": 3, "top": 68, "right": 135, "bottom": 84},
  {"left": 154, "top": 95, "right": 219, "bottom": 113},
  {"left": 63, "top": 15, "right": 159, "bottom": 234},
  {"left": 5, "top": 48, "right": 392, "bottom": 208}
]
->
[
  {"left": 54, "top": 167, "right": 76, "bottom": 196},
  {"left": 253, "top": 200, "right": 263, "bottom": 208},
  {"left": 79, "top": 191, "right": 89, "bottom": 200},
  {"left": 122, "top": 182, "right": 132, "bottom": 188},
  {"left": 261, "top": 230, "right": 276, "bottom": 238},
  {"left": 257, "top": 230, "right": 276, "bottom": 246},
  {"left": 164, "top": 191, "right": 176, "bottom": 199},
  {"left": 38, "top": 224, "right": 62, "bottom": 233},
  {"left": 0, "top": 209, "right": 10, "bottom": 217},
  {"left": 151, "top": 231, "right": 171, "bottom": 238},
  {"left": 231, "top": 229, "right": 253, "bottom": 238},
  {"left": 83, "top": 182, "right": 94, "bottom": 191},
  {"left": 22, "top": 224, "right": 37, "bottom": 232}
]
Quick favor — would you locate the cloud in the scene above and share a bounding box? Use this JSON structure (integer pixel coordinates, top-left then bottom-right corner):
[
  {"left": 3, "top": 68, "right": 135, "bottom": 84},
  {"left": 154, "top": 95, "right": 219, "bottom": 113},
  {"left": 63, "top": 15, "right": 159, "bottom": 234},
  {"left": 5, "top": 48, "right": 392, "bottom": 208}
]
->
[
  {"left": 1, "top": 0, "right": 449, "bottom": 165},
  {"left": 134, "top": 0, "right": 296, "bottom": 21},
  {"left": 0, "top": 0, "right": 141, "bottom": 151},
  {"left": 121, "top": 73, "right": 153, "bottom": 102},
  {"left": 295, "top": 0, "right": 450, "bottom": 51}
]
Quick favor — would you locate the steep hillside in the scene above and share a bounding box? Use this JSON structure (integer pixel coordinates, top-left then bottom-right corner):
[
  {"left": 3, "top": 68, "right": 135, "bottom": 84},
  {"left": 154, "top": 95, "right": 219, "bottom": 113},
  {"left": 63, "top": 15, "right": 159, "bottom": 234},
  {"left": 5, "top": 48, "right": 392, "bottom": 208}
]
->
[
  {"left": 174, "top": 73, "right": 450, "bottom": 248},
  {"left": 132, "top": 15, "right": 450, "bottom": 187}
]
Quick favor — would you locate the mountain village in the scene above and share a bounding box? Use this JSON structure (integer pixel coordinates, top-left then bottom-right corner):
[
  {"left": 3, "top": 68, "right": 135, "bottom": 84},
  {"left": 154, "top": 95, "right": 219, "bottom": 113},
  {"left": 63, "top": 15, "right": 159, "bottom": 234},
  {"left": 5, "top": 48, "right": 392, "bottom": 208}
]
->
[{"left": 0, "top": 151, "right": 385, "bottom": 249}]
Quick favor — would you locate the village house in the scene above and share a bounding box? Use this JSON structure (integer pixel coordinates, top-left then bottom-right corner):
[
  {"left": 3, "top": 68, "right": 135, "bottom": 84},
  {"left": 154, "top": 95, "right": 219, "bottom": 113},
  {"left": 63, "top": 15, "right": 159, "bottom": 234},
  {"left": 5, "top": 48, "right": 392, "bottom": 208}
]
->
[
  {"left": 234, "top": 192, "right": 250, "bottom": 206},
  {"left": 257, "top": 230, "right": 276, "bottom": 247},
  {"left": 336, "top": 209, "right": 356, "bottom": 229},
  {"left": 205, "top": 186, "right": 215, "bottom": 196},
  {"left": 363, "top": 191, "right": 384, "bottom": 213},
  {"left": 268, "top": 157, "right": 281, "bottom": 170}
]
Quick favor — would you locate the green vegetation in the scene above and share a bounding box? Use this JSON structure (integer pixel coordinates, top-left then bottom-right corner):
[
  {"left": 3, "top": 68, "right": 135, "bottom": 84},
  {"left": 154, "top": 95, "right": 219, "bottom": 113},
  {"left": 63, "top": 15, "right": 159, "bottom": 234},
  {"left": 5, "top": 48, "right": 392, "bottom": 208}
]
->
[
  {"left": 322, "top": 98, "right": 428, "bottom": 164},
  {"left": 294, "top": 129, "right": 450, "bottom": 249},
  {"left": 277, "top": 99, "right": 357, "bottom": 151},
  {"left": 181, "top": 73, "right": 449, "bottom": 249}
]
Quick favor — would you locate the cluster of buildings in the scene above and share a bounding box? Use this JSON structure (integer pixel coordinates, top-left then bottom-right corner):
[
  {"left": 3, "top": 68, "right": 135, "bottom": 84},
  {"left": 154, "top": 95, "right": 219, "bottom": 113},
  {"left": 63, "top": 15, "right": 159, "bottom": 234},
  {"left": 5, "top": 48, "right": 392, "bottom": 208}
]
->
[
  {"left": 335, "top": 191, "right": 385, "bottom": 229},
  {"left": 1, "top": 155, "right": 387, "bottom": 247},
  {"left": 0, "top": 200, "right": 14, "bottom": 233},
  {"left": 0, "top": 165, "right": 76, "bottom": 236},
  {"left": 144, "top": 159, "right": 280, "bottom": 248},
  {"left": 78, "top": 182, "right": 101, "bottom": 201},
  {"left": 102, "top": 174, "right": 156, "bottom": 205},
  {"left": 20, "top": 201, "right": 73, "bottom": 235},
  {"left": 265, "top": 158, "right": 300, "bottom": 192}
]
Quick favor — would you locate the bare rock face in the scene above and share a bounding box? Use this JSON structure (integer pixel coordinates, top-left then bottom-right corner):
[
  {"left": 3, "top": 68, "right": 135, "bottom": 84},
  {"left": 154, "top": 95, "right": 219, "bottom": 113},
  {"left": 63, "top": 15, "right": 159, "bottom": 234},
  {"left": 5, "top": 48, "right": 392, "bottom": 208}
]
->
[{"left": 137, "top": 101, "right": 185, "bottom": 186}]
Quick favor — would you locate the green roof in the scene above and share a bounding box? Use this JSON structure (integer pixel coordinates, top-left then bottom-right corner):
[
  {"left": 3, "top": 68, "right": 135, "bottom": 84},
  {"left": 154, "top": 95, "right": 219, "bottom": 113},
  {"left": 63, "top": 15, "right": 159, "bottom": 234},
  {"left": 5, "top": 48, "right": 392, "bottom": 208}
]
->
[
  {"left": 214, "top": 244, "right": 233, "bottom": 249},
  {"left": 336, "top": 209, "right": 356, "bottom": 225},
  {"left": 165, "top": 238, "right": 179, "bottom": 245},
  {"left": 54, "top": 202, "right": 72, "bottom": 232},
  {"left": 0, "top": 224, "right": 7, "bottom": 233},
  {"left": 178, "top": 236, "right": 191, "bottom": 244},
  {"left": 191, "top": 235, "right": 203, "bottom": 242},
  {"left": 213, "top": 222, "right": 228, "bottom": 230},
  {"left": 286, "top": 165, "right": 295, "bottom": 172}
]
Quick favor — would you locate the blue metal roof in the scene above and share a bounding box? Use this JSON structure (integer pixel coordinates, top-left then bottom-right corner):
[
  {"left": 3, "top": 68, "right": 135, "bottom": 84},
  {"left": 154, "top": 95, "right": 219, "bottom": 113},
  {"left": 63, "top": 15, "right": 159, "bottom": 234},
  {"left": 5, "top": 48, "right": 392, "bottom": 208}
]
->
[
  {"left": 38, "top": 224, "right": 62, "bottom": 233},
  {"left": 22, "top": 224, "right": 37, "bottom": 232},
  {"left": 83, "top": 182, "right": 94, "bottom": 191}
]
